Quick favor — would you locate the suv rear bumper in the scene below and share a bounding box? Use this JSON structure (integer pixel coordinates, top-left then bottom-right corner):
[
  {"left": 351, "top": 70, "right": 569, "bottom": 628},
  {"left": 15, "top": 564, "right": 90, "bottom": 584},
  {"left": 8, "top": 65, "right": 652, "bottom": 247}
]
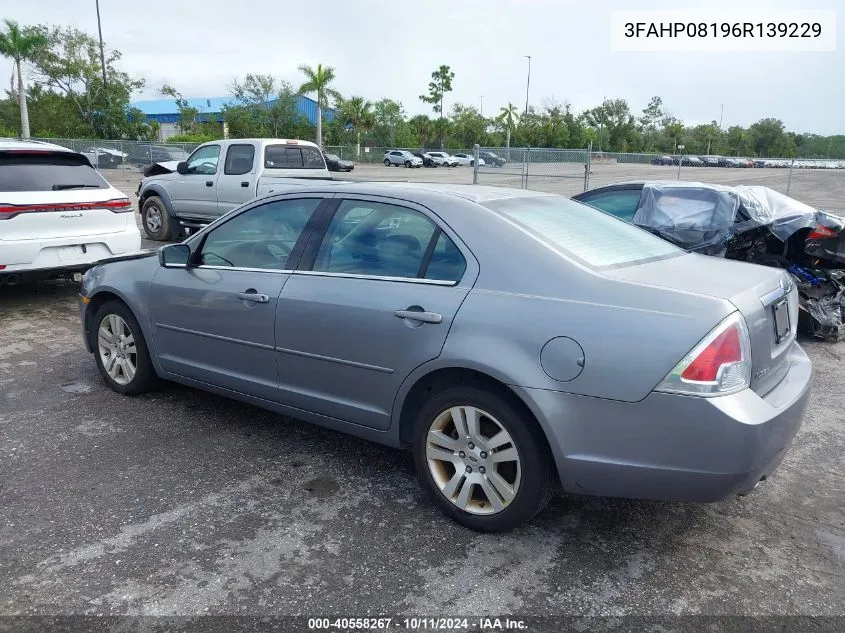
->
[
  {"left": 0, "top": 227, "right": 141, "bottom": 275},
  {"left": 515, "top": 342, "right": 812, "bottom": 502}
]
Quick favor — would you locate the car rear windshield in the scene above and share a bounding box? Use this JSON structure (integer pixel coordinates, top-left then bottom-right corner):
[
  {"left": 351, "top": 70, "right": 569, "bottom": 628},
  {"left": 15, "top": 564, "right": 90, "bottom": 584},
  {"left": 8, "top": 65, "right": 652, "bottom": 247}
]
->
[
  {"left": 264, "top": 145, "right": 326, "bottom": 169},
  {"left": 484, "top": 195, "right": 683, "bottom": 269},
  {"left": 0, "top": 153, "right": 109, "bottom": 192}
]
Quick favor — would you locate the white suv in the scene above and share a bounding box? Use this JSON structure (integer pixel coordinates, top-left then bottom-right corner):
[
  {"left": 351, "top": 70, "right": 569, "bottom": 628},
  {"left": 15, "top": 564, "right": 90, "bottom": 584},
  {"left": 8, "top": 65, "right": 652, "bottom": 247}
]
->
[
  {"left": 383, "top": 150, "right": 423, "bottom": 168},
  {"left": 0, "top": 140, "right": 141, "bottom": 285}
]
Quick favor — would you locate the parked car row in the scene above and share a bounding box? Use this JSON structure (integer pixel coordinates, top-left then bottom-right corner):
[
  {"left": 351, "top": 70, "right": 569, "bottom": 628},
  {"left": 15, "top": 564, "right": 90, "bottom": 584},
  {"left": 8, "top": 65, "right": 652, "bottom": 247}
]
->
[{"left": 651, "top": 155, "right": 845, "bottom": 169}]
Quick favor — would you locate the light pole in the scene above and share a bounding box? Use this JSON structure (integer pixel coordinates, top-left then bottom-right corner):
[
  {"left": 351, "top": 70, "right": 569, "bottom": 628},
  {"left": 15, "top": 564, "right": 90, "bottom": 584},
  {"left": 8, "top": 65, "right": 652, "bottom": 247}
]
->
[
  {"left": 479, "top": 95, "right": 484, "bottom": 117},
  {"left": 523, "top": 55, "right": 531, "bottom": 118},
  {"left": 718, "top": 103, "right": 725, "bottom": 129},
  {"left": 95, "top": 0, "right": 109, "bottom": 136}
]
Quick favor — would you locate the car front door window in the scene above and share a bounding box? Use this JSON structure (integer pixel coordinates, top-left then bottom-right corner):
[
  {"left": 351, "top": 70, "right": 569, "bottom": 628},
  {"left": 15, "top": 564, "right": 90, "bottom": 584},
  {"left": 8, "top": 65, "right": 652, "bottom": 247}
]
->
[
  {"left": 185, "top": 145, "right": 221, "bottom": 175},
  {"left": 199, "top": 198, "right": 323, "bottom": 270}
]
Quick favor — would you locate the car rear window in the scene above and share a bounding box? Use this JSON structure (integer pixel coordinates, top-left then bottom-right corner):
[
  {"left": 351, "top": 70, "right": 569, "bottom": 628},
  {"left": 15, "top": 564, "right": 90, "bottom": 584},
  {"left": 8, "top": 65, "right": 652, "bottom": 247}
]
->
[
  {"left": 264, "top": 145, "right": 326, "bottom": 169},
  {"left": 0, "top": 153, "right": 109, "bottom": 192},
  {"left": 484, "top": 195, "right": 683, "bottom": 269}
]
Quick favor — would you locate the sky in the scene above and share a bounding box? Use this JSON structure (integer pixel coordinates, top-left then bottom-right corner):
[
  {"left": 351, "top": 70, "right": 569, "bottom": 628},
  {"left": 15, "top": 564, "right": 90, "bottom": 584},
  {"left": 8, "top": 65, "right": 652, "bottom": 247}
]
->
[{"left": 2, "top": 0, "right": 843, "bottom": 134}]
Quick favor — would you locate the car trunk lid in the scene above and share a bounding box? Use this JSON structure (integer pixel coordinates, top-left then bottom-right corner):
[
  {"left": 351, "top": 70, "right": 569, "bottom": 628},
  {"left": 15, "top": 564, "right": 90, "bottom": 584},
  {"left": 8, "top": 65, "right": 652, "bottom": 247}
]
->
[{"left": 603, "top": 253, "right": 798, "bottom": 396}]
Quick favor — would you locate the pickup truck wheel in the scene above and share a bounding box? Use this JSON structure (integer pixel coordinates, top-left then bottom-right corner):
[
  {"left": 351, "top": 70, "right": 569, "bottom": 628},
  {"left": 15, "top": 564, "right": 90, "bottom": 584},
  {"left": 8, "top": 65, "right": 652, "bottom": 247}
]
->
[{"left": 142, "top": 196, "right": 173, "bottom": 241}]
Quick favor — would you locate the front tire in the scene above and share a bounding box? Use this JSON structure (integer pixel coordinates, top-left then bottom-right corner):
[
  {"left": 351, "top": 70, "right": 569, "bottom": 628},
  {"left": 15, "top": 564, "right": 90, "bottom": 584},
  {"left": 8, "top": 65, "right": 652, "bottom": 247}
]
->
[
  {"left": 92, "top": 300, "right": 157, "bottom": 395},
  {"left": 413, "top": 385, "right": 556, "bottom": 532},
  {"left": 384, "top": 159, "right": 391, "bottom": 167},
  {"left": 141, "top": 195, "right": 174, "bottom": 241},
  {"left": 405, "top": 161, "right": 411, "bottom": 168}
]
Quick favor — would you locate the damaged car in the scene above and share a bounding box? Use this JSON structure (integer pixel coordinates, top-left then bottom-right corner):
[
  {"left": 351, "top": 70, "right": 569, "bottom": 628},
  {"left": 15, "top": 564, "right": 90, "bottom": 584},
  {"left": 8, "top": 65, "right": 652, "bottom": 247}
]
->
[{"left": 574, "top": 182, "right": 845, "bottom": 341}]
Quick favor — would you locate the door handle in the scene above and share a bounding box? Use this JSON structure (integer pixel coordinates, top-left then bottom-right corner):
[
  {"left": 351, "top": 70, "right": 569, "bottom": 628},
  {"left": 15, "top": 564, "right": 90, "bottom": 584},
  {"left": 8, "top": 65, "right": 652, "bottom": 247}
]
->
[
  {"left": 235, "top": 290, "right": 269, "bottom": 304},
  {"left": 394, "top": 307, "right": 442, "bottom": 324},
  {"left": 241, "top": 181, "right": 249, "bottom": 187},
  {"left": 206, "top": 181, "right": 213, "bottom": 187}
]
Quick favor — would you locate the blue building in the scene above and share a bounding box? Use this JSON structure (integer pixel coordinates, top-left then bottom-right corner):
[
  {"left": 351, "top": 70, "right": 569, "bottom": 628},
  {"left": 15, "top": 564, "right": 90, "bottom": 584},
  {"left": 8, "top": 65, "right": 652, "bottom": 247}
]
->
[{"left": 131, "top": 95, "right": 337, "bottom": 141}]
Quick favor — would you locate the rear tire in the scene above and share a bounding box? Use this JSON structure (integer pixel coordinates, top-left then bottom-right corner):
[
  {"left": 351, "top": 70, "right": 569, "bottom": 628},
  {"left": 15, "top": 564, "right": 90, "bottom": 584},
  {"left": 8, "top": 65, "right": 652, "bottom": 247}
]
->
[
  {"left": 384, "top": 159, "right": 391, "bottom": 167},
  {"left": 413, "top": 385, "right": 556, "bottom": 532},
  {"left": 92, "top": 300, "right": 158, "bottom": 396},
  {"left": 141, "top": 195, "right": 173, "bottom": 241}
]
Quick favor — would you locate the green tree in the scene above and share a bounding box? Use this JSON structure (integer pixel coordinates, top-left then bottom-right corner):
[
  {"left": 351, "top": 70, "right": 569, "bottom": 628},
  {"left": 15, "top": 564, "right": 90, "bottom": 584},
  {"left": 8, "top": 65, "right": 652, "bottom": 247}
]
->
[
  {"left": 228, "top": 75, "right": 305, "bottom": 138},
  {"left": 407, "top": 114, "right": 433, "bottom": 148},
  {"left": 449, "top": 103, "right": 488, "bottom": 148},
  {"left": 160, "top": 84, "right": 199, "bottom": 135},
  {"left": 298, "top": 63, "right": 340, "bottom": 147},
  {"left": 639, "top": 96, "right": 663, "bottom": 151},
  {"left": 497, "top": 103, "right": 519, "bottom": 148},
  {"left": 29, "top": 24, "right": 143, "bottom": 138},
  {"left": 0, "top": 19, "right": 48, "bottom": 138},
  {"left": 338, "top": 95, "right": 374, "bottom": 157},
  {"left": 419, "top": 65, "right": 454, "bottom": 147},
  {"left": 372, "top": 98, "right": 405, "bottom": 146},
  {"left": 584, "top": 98, "right": 636, "bottom": 152}
]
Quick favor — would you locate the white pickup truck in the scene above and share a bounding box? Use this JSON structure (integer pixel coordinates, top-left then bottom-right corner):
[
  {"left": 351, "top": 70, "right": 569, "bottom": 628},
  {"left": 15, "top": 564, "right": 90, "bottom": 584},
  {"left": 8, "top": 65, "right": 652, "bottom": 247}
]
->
[{"left": 136, "top": 138, "right": 333, "bottom": 240}]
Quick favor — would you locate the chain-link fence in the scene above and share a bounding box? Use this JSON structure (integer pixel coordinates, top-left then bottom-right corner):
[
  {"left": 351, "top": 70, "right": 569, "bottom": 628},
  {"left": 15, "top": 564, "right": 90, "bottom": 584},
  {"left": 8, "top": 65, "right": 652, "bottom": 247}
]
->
[
  {"left": 30, "top": 138, "right": 202, "bottom": 174},
  {"left": 471, "top": 146, "right": 591, "bottom": 195},
  {"left": 20, "top": 137, "right": 845, "bottom": 212}
]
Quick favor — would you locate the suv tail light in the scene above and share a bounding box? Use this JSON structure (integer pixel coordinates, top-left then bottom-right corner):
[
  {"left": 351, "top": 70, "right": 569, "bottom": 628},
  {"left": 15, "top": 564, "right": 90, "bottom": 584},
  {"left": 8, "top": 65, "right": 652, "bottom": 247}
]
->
[
  {"left": 655, "top": 312, "right": 752, "bottom": 397},
  {"left": 0, "top": 198, "right": 131, "bottom": 219}
]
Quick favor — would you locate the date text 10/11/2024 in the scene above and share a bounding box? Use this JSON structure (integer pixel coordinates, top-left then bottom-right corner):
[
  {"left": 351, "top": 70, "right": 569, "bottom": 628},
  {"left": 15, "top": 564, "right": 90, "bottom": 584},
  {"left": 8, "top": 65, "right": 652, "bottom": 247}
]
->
[{"left": 307, "top": 617, "right": 528, "bottom": 630}]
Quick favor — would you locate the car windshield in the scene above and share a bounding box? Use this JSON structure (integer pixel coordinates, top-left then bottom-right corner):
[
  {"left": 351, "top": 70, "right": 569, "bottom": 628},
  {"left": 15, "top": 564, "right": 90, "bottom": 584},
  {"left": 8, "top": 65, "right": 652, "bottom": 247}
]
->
[
  {"left": 484, "top": 195, "right": 683, "bottom": 269},
  {"left": 325, "top": 154, "right": 340, "bottom": 161}
]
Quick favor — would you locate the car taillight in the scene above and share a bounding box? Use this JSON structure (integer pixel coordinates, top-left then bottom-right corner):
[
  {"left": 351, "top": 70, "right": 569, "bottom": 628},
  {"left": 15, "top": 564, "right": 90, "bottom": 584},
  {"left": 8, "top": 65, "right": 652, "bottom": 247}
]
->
[
  {"left": 0, "top": 198, "right": 131, "bottom": 219},
  {"left": 808, "top": 225, "right": 837, "bottom": 240},
  {"left": 655, "top": 312, "right": 752, "bottom": 397}
]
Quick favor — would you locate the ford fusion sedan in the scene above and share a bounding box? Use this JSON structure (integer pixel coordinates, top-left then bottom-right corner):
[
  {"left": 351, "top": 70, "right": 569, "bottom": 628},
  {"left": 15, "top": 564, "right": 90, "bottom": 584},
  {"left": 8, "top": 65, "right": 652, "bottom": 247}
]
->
[{"left": 78, "top": 182, "right": 811, "bottom": 532}]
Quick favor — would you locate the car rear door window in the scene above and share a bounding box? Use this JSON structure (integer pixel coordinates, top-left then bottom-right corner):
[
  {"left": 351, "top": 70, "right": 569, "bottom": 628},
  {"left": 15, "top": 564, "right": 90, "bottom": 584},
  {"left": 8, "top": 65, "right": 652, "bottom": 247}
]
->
[
  {"left": 223, "top": 144, "right": 256, "bottom": 175},
  {"left": 0, "top": 153, "right": 109, "bottom": 192},
  {"left": 199, "top": 198, "right": 323, "bottom": 270},
  {"left": 312, "top": 200, "right": 443, "bottom": 279},
  {"left": 485, "top": 195, "right": 682, "bottom": 269},
  {"left": 576, "top": 189, "right": 643, "bottom": 222}
]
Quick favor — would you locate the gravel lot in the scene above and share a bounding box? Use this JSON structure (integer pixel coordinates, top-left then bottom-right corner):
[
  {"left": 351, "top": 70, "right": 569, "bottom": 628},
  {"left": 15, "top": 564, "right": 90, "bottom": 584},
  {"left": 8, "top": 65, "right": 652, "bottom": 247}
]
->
[{"left": 0, "top": 163, "right": 843, "bottom": 626}]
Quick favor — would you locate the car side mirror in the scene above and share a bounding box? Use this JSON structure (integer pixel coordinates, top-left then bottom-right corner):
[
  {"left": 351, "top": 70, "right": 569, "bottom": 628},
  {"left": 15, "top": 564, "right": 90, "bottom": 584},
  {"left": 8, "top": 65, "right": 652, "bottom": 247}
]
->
[
  {"left": 176, "top": 161, "right": 189, "bottom": 175},
  {"left": 159, "top": 243, "right": 191, "bottom": 268}
]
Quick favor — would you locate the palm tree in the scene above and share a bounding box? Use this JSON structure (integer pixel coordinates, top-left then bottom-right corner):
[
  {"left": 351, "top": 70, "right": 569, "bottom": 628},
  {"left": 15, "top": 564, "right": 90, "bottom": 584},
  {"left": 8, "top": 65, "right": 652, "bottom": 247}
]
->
[
  {"left": 0, "top": 20, "right": 47, "bottom": 139},
  {"left": 339, "top": 95, "right": 374, "bottom": 158},
  {"left": 298, "top": 64, "right": 341, "bottom": 147},
  {"left": 498, "top": 103, "right": 519, "bottom": 148}
]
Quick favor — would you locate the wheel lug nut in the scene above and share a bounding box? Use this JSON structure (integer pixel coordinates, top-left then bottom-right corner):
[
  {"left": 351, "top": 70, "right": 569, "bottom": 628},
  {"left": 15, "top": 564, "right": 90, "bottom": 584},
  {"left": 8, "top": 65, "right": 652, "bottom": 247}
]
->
[
  {"left": 468, "top": 442, "right": 475, "bottom": 450},
  {"left": 480, "top": 451, "right": 487, "bottom": 459},
  {"left": 465, "top": 466, "right": 472, "bottom": 473},
  {"left": 479, "top": 467, "right": 486, "bottom": 474},
  {"left": 459, "top": 451, "right": 466, "bottom": 458}
]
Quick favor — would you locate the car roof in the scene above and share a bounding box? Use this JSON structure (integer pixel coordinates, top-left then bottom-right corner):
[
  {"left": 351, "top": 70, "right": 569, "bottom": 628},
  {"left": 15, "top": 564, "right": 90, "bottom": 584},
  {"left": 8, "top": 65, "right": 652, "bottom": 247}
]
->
[
  {"left": 288, "top": 181, "right": 558, "bottom": 204},
  {"left": 0, "top": 138, "right": 75, "bottom": 153}
]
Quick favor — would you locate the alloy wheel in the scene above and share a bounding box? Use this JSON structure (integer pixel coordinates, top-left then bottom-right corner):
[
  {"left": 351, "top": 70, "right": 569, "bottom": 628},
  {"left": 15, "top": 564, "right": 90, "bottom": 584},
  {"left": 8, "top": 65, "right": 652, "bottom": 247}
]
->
[
  {"left": 425, "top": 406, "right": 522, "bottom": 515},
  {"left": 145, "top": 205, "right": 162, "bottom": 233},
  {"left": 97, "top": 314, "right": 138, "bottom": 386}
]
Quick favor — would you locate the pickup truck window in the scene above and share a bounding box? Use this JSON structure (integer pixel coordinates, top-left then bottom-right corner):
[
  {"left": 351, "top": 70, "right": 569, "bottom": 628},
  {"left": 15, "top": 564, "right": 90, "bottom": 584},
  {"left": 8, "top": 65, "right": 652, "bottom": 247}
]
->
[
  {"left": 264, "top": 145, "right": 327, "bottom": 170},
  {"left": 224, "top": 144, "right": 256, "bottom": 176},
  {"left": 185, "top": 145, "right": 220, "bottom": 175}
]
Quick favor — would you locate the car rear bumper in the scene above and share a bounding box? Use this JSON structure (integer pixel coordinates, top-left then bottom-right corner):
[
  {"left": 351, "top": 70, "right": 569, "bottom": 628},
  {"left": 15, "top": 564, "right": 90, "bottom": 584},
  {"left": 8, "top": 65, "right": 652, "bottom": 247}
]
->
[
  {"left": 515, "top": 342, "right": 812, "bottom": 502},
  {"left": 0, "top": 227, "right": 142, "bottom": 274}
]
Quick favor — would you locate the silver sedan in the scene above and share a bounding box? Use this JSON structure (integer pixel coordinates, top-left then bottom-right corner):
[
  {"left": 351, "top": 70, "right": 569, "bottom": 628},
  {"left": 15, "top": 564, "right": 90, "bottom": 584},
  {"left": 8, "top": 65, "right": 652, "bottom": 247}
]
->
[{"left": 79, "top": 183, "right": 812, "bottom": 532}]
